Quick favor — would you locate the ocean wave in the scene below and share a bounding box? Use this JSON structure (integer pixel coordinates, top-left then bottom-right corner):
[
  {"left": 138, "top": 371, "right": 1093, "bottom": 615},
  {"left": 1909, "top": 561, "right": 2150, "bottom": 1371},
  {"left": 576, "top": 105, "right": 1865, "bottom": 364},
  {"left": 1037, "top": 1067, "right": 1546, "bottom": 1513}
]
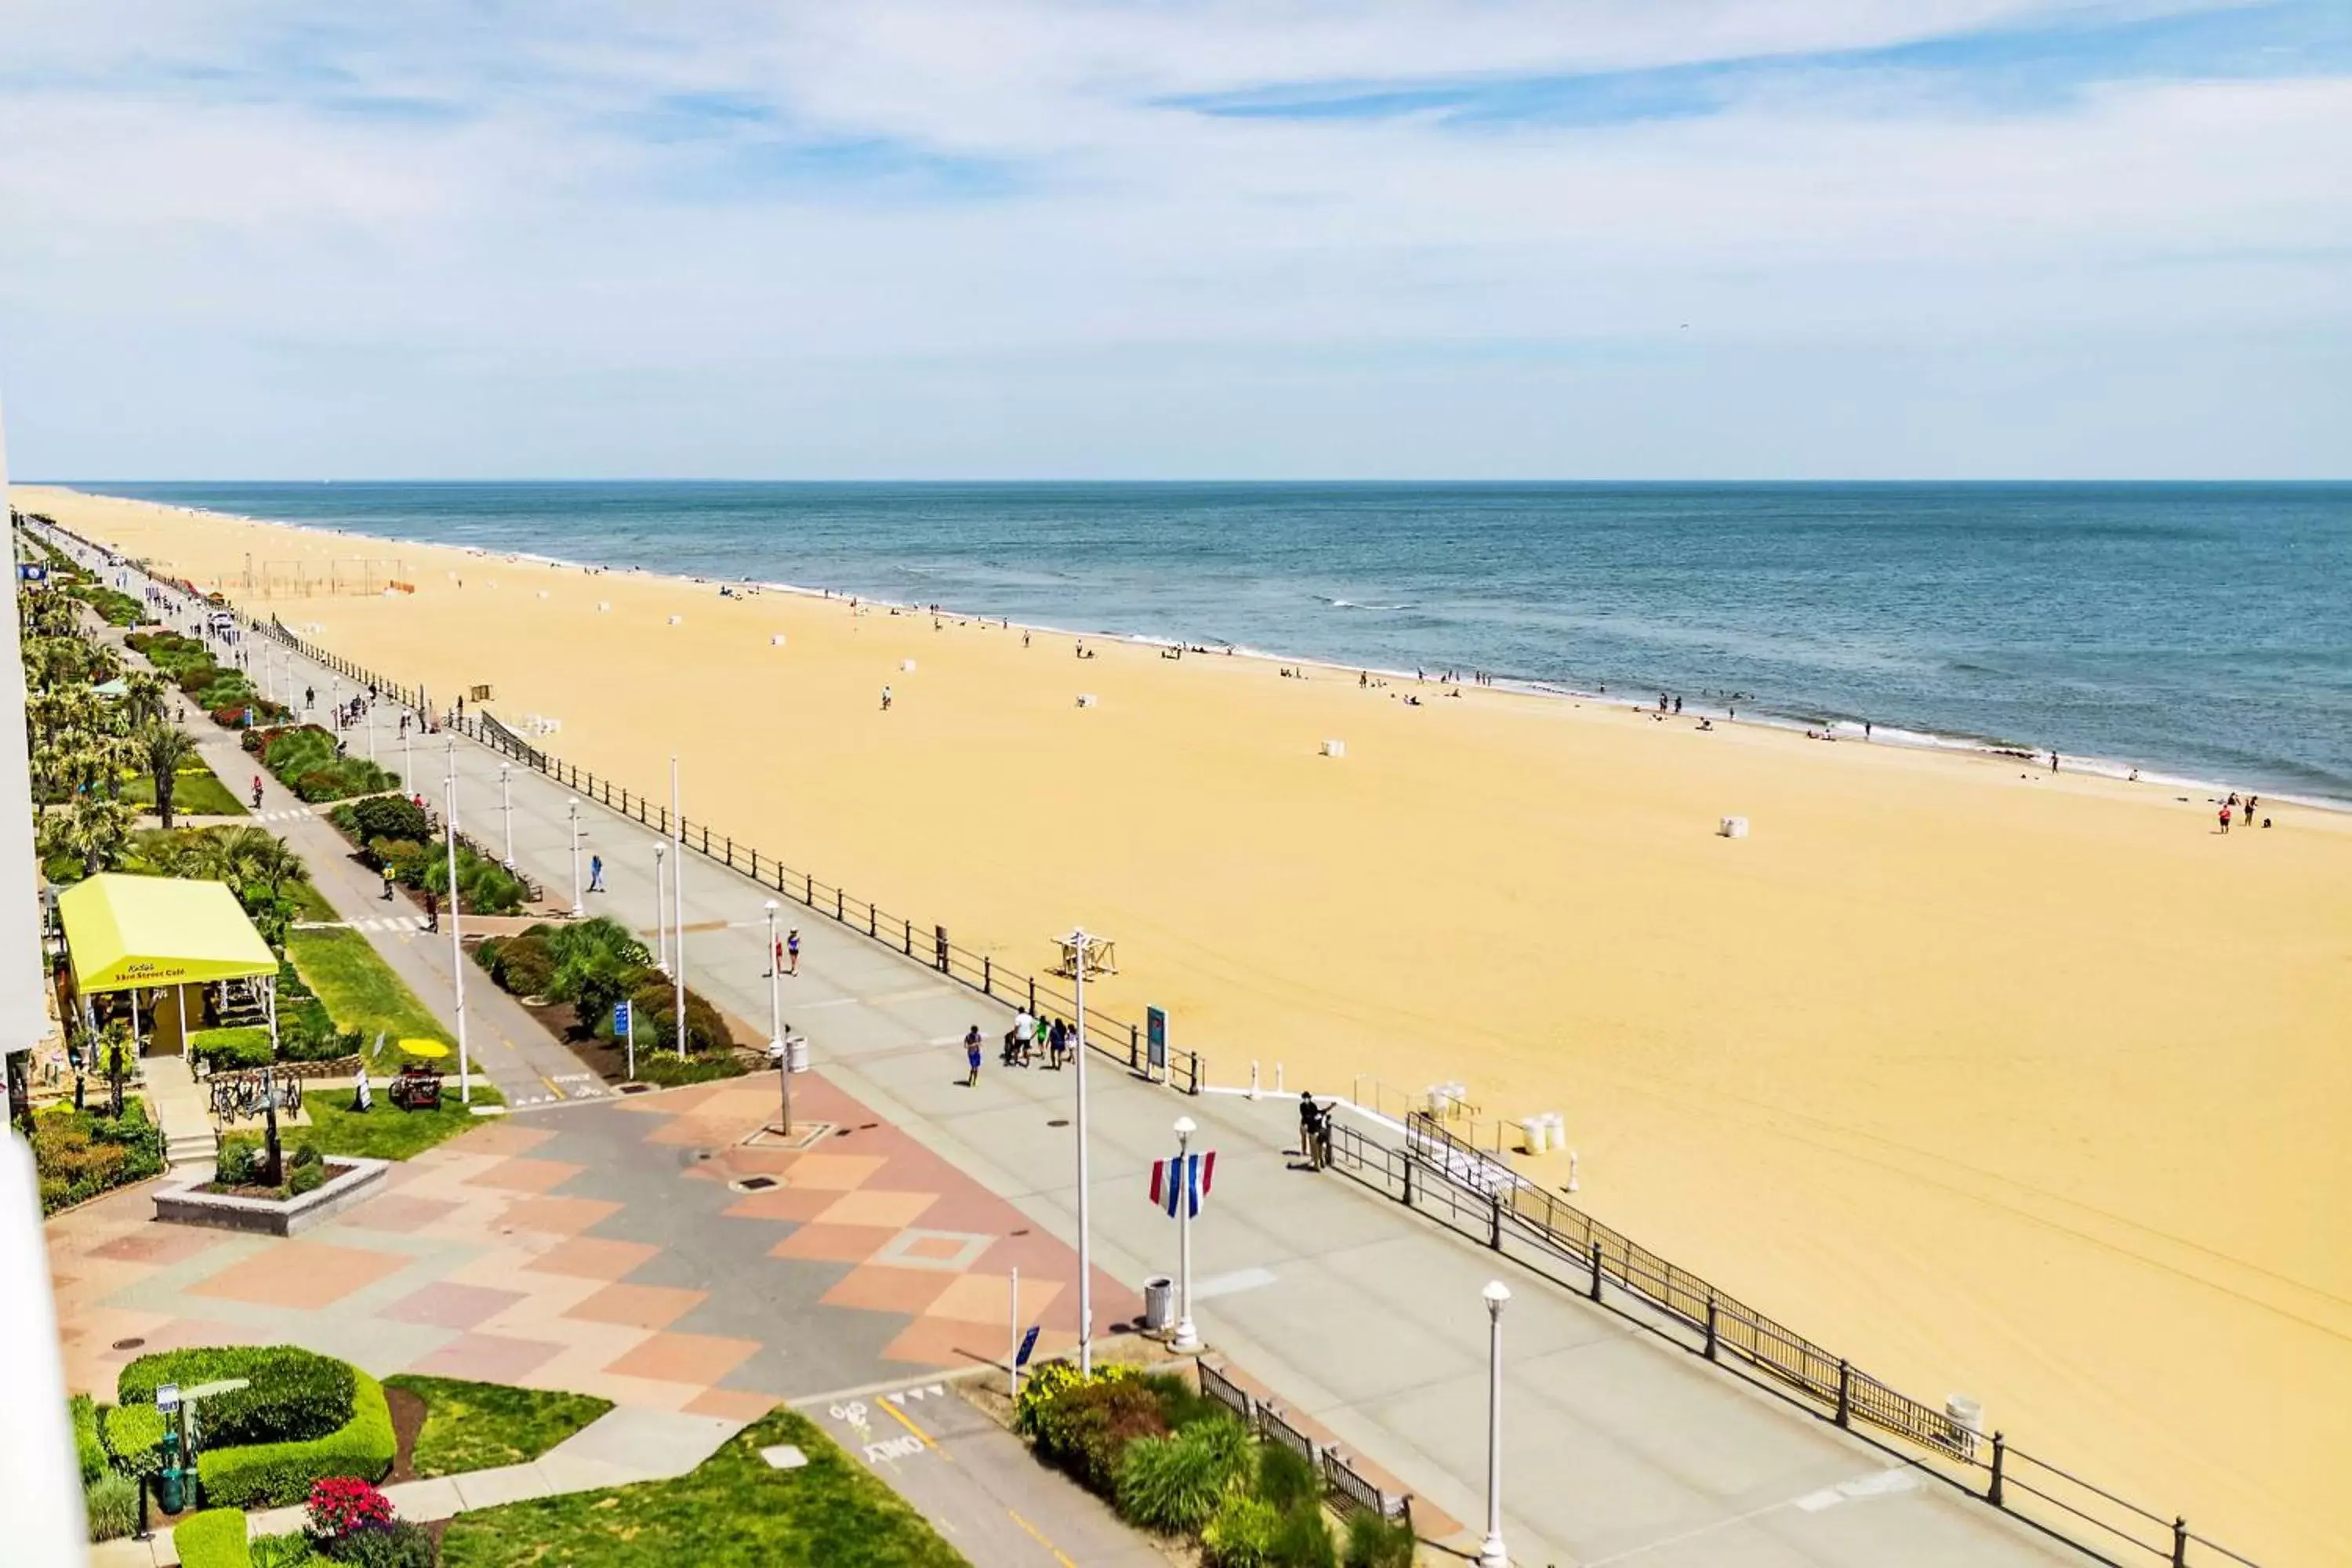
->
[{"left": 1313, "top": 594, "right": 1415, "bottom": 612}]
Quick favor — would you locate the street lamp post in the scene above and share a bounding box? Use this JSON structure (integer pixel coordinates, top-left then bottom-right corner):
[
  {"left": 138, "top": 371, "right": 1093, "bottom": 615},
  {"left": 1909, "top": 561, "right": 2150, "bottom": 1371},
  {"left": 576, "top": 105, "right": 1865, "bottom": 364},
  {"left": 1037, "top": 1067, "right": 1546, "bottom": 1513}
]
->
[
  {"left": 444, "top": 742, "right": 473, "bottom": 1104},
  {"left": 1054, "top": 927, "right": 1114, "bottom": 1375},
  {"left": 568, "top": 798, "right": 583, "bottom": 916},
  {"left": 670, "top": 757, "right": 686, "bottom": 1061},
  {"left": 1479, "top": 1280, "right": 1512, "bottom": 1568},
  {"left": 764, "top": 900, "right": 782, "bottom": 1047},
  {"left": 653, "top": 841, "right": 670, "bottom": 974},
  {"left": 1171, "top": 1116, "right": 1202, "bottom": 1353},
  {"left": 403, "top": 721, "right": 413, "bottom": 790},
  {"left": 499, "top": 763, "right": 514, "bottom": 868},
  {"left": 365, "top": 695, "right": 376, "bottom": 761}
]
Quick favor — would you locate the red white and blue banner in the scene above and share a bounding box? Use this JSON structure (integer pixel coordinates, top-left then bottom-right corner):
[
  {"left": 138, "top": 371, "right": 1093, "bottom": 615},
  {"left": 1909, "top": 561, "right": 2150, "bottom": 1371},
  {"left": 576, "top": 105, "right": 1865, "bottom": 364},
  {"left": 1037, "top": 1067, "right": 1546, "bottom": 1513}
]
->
[{"left": 1149, "top": 1150, "right": 1215, "bottom": 1218}]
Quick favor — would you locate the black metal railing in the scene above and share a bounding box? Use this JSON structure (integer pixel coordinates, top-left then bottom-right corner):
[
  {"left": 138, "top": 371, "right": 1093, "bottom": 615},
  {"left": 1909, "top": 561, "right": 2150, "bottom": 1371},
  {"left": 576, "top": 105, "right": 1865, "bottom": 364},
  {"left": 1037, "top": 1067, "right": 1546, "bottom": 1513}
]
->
[
  {"left": 1325, "top": 1112, "right": 2261, "bottom": 1568},
  {"left": 226, "top": 595, "right": 1206, "bottom": 1096}
]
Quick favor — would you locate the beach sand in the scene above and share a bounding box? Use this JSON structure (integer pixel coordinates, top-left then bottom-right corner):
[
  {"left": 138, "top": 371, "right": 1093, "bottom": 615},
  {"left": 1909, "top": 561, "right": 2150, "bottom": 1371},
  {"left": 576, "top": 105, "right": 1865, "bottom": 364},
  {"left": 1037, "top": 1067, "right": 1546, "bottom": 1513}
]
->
[{"left": 27, "top": 485, "right": 2352, "bottom": 1563}]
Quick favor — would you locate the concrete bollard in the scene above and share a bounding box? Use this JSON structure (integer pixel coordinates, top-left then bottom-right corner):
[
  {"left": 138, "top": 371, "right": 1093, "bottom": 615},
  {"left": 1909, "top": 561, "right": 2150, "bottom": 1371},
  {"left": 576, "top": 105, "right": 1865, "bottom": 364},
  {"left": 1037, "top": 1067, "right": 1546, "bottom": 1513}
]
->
[
  {"left": 1567, "top": 1151, "right": 1581, "bottom": 1192},
  {"left": 1249, "top": 1060, "right": 1261, "bottom": 1101},
  {"left": 1275, "top": 1062, "right": 1284, "bottom": 1093}
]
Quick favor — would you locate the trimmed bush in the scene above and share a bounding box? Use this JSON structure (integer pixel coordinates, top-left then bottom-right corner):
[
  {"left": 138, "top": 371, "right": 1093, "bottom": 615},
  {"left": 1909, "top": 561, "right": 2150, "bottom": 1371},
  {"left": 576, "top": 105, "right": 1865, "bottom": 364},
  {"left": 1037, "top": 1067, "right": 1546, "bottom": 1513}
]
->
[
  {"left": 197, "top": 1371, "right": 394, "bottom": 1509},
  {"left": 490, "top": 934, "right": 556, "bottom": 999},
  {"left": 319, "top": 1519, "right": 430, "bottom": 1566},
  {"left": 173, "top": 1507, "right": 252, "bottom": 1568},
  {"left": 627, "top": 974, "right": 732, "bottom": 1057},
  {"left": 121, "top": 1346, "right": 357, "bottom": 1451},
  {"left": 289, "top": 1163, "right": 326, "bottom": 1196},
  {"left": 191, "top": 1026, "right": 274, "bottom": 1071},
  {"left": 101, "top": 1400, "right": 165, "bottom": 1477},
  {"left": 1036, "top": 1375, "right": 1170, "bottom": 1496},
  {"left": 85, "top": 1469, "right": 142, "bottom": 1541},
  {"left": 71, "top": 1392, "right": 107, "bottom": 1483},
  {"left": 342, "top": 793, "right": 430, "bottom": 848}
]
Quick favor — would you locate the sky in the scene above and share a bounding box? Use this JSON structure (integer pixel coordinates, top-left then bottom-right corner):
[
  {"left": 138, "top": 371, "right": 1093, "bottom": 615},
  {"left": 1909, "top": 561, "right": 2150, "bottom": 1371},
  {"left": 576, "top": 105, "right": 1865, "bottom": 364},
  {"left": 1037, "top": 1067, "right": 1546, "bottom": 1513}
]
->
[{"left": 1, "top": 1, "right": 2347, "bottom": 480}]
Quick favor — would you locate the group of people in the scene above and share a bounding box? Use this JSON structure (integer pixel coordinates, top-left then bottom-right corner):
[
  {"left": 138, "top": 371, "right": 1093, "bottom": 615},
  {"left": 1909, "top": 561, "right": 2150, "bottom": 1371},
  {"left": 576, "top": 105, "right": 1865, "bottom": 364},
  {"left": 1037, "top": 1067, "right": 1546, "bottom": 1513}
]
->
[
  {"left": 976, "top": 1009, "right": 1080, "bottom": 1079},
  {"left": 2218, "top": 791, "right": 2270, "bottom": 833}
]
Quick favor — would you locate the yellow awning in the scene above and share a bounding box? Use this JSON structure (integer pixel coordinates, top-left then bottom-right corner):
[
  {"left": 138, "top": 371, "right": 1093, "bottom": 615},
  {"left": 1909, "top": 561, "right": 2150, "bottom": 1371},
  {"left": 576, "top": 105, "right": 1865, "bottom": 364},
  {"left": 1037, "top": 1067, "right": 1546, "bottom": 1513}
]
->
[{"left": 58, "top": 873, "right": 278, "bottom": 993}]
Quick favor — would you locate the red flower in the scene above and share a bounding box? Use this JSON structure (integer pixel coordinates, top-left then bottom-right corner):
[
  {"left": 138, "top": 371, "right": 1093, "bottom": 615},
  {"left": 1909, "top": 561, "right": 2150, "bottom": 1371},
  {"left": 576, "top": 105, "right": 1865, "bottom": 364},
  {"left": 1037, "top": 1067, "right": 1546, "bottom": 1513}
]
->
[{"left": 306, "top": 1477, "right": 395, "bottom": 1540}]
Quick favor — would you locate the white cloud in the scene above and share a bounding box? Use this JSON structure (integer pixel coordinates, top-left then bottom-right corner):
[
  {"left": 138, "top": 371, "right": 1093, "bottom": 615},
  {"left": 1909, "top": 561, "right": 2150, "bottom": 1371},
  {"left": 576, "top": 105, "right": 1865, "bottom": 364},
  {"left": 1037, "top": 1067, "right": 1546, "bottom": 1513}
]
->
[{"left": 0, "top": 0, "right": 2344, "bottom": 475}]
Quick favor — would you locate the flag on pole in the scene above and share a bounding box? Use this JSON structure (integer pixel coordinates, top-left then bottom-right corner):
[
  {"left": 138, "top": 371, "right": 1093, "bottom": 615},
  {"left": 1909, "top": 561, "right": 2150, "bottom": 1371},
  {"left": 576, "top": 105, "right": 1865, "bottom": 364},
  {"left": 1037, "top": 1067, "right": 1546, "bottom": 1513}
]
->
[{"left": 1149, "top": 1150, "right": 1215, "bottom": 1218}]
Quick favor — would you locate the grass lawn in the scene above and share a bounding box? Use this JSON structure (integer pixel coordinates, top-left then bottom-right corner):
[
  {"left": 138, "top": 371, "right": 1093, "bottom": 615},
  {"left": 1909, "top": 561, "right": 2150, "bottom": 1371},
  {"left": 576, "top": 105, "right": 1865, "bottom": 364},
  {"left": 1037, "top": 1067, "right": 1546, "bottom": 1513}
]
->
[
  {"left": 286, "top": 1086, "right": 504, "bottom": 1161},
  {"left": 289, "top": 926, "right": 451, "bottom": 1064},
  {"left": 289, "top": 879, "right": 339, "bottom": 923},
  {"left": 381, "top": 1375, "right": 613, "bottom": 1479},
  {"left": 122, "top": 765, "right": 247, "bottom": 817},
  {"left": 439, "top": 1409, "right": 966, "bottom": 1568}
]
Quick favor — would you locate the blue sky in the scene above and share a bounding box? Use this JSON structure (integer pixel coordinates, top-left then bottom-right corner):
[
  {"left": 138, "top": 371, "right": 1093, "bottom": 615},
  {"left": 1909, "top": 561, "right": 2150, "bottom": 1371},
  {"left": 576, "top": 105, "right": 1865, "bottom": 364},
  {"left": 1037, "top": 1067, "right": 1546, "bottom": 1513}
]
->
[{"left": 0, "top": 0, "right": 2347, "bottom": 479}]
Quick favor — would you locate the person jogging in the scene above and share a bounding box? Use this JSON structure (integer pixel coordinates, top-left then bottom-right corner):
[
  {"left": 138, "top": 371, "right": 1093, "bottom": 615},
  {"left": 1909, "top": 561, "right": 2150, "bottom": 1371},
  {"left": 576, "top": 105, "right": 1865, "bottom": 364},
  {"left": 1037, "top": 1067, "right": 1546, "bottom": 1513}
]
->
[
  {"left": 964, "top": 1025, "right": 984, "bottom": 1087},
  {"left": 786, "top": 929, "right": 800, "bottom": 975},
  {"left": 588, "top": 854, "right": 604, "bottom": 893}
]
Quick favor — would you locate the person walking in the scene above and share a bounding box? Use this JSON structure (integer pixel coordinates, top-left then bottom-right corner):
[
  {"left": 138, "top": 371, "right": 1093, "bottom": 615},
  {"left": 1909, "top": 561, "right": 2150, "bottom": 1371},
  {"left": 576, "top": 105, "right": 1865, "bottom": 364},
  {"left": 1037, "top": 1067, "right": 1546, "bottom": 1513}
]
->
[
  {"left": 1048, "top": 1016, "right": 1068, "bottom": 1069},
  {"left": 1298, "top": 1092, "right": 1327, "bottom": 1171},
  {"left": 964, "top": 1025, "right": 984, "bottom": 1087},
  {"left": 588, "top": 853, "right": 604, "bottom": 893},
  {"left": 423, "top": 888, "right": 440, "bottom": 933},
  {"left": 2219, "top": 803, "right": 2233, "bottom": 834},
  {"left": 1013, "top": 1008, "right": 1036, "bottom": 1065},
  {"left": 786, "top": 928, "right": 800, "bottom": 975},
  {"left": 381, "top": 865, "right": 397, "bottom": 902},
  {"left": 881, "top": 684, "right": 893, "bottom": 711}
]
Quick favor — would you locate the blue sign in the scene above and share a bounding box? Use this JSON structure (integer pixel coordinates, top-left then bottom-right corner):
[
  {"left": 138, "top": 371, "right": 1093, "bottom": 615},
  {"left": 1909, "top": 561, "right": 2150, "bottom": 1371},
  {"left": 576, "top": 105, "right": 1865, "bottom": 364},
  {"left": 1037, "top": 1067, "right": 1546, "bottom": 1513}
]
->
[
  {"left": 1147, "top": 1006, "right": 1167, "bottom": 1072},
  {"left": 613, "top": 1001, "right": 633, "bottom": 1037},
  {"left": 17, "top": 564, "right": 48, "bottom": 583},
  {"left": 1014, "top": 1326, "right": 1042, "bottom": 1368}
]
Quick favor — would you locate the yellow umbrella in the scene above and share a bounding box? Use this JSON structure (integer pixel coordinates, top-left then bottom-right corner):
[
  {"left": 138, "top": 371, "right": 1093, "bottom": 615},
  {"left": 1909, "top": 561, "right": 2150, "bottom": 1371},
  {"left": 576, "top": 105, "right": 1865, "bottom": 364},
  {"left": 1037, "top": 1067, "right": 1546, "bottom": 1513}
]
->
[{"left": 397, "top": 1038, "right": 450, "bottom": 1059}]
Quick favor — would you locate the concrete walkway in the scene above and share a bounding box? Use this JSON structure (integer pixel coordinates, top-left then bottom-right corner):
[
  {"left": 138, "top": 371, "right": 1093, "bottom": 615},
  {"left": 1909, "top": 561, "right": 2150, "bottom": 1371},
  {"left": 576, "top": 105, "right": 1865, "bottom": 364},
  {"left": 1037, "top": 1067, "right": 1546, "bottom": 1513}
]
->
[{"left": 74, "top": 536, "right": 2088, "bottom": 1566}]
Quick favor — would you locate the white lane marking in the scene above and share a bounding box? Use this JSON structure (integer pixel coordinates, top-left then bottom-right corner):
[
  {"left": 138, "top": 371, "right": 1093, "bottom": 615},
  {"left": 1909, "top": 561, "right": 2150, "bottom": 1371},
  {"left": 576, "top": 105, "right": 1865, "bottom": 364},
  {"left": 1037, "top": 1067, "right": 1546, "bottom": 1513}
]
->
[{"left": 1791, "top": 1469, "right": 1923, "bottom": 1512}]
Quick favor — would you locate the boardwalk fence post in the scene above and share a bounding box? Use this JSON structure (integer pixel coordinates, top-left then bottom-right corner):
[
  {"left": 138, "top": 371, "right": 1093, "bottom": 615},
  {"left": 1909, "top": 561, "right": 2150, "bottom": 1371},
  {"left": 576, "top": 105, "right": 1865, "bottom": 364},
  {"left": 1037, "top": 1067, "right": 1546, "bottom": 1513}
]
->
[
  {"left": 1028, "top": 977, "right": 1036, "bottom": 1014},
  {"left": 2172, "top": 1519, "right": 2188, "bottom": 1568},
  {"left": 1835, "top": 1361, "right": 1852, "bottom": 1428},
  {"left": 1489, "top": 1192, "right": 1503, "bottom": 1250},
  {"left": 984, "top": 956, "right": 993, "bottom": 995},
  {"left": 1704, "top": 1295, "right": 1719, "bottom": 1362},
  {"left": 805, "top": 873, "right": 814, "bottom": 906},
  {"left": 1588, "top": 1240, "right": 1603, "bottom": 1302},
  {"left": 1987, "top": 1432, "right": 2005, "bottom": 1508}
]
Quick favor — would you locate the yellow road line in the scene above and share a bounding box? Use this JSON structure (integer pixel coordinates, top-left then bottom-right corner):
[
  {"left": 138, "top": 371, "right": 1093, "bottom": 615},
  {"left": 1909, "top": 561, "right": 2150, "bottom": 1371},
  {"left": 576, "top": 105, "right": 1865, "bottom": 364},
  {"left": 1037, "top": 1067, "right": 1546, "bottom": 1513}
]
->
[
  {"left": 1007, "top": 1510, "right": 1076, "bottom": 1568},
  {"left": 877, "top": 1395, "right": 949, "bottom": 1461}
]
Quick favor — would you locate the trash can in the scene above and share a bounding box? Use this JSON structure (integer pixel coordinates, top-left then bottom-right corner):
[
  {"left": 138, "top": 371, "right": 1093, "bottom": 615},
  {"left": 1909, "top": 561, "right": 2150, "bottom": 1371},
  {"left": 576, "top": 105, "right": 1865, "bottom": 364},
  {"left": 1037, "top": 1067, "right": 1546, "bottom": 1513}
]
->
[{"left": 1144, "top": 1276, "right": 1176, "bottom": 1333}]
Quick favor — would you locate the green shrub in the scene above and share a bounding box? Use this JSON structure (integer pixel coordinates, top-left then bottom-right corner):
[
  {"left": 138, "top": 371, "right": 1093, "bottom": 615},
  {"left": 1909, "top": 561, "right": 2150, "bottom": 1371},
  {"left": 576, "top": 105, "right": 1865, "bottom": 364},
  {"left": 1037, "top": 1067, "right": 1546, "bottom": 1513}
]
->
[
  {"left": 343, "top": 793, "right": 430, "bottom": 847},
  {"left": 31, "top": 1098, "right": 165, "bottom": 1214},
  {"left": 1256, "top": 1437, "right": 1321, "bottom": 1512},
  {"left": 291, "top": 1143, "right": 322, "bottom": 1169},
  {"left": 1036, "top": 1375, "right": 1170, "bottom": 1496},
  {"left": 1341, "top": 1511, "right": 1418, "bottom": 1568},
  {"left": 624, "top": 1047, "right": 749, "bottom": 1087},
  {"left": 85, "top": 1468, "right": 143, "bottom": 1541},
  {"left": 250, "top": 1532, "right": 318, "bottom": 1567},
  {"left": 491, "top": 934, "right": 556, "bottom": 998},
  {"left": 121, "top": 1346, "right": 357, "bottom": 1451},
  {"left": 1143, "top": 1369, "right": 1221, "bottom": 1430},
  {"left": 196, "top": 1371, "right": 394, "bottom": 1509},
  {"left": 215, "top": 1138, "right": 260, "bottom": 1187},
  {"left": 1270, "top": 1501, "right": 1337, "bottom": 1568},
  {"left": 473, "top": 935, "right": 505, "bottom": 972},
  {"left": 289, "top": 1163, "right": 325, "bottom": 1196},
  {"left": 318, "top": 1519, "right": 430, "bottom": 1567},
  {"left": 191, "top": 1026, "right": 274, "bottom": 1071},
  {"left": 71, "top": 1392, "right": 106, "bottom": 1483},
  {"left": 1116, "top": 1416, "right": 1254, "bottom": 1534},
  {"left": 1203, "top": 1494, "right": 1283, "bottom": 1568},
  {"left": 173, "top": 1507, "right": 252, "bottom": 1568},
  {"left": 627, "top": 974, "right": 732, "bottom": 1056},
  {"left": 101, "top": 1401, "right": 165, "bottom": 1477}
]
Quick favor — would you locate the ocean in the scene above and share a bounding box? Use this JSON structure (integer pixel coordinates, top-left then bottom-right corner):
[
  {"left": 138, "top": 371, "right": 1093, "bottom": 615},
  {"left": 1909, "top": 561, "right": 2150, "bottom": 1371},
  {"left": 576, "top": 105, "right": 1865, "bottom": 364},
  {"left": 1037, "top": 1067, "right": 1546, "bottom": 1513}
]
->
[{"left": 78, "top": 481, "right": 2352, "bottom": 804}]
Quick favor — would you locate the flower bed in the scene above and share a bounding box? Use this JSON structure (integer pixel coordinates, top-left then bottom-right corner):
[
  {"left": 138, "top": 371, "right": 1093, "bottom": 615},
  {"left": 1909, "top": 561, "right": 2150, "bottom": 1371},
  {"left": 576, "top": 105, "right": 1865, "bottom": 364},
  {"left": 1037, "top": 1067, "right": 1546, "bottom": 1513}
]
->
[
  {"left": 32, "top": 1098, "right": 165, "bottom": 1215},
  {"left": 154, "top": 1154, "right": 391, "bottom": 1236}
]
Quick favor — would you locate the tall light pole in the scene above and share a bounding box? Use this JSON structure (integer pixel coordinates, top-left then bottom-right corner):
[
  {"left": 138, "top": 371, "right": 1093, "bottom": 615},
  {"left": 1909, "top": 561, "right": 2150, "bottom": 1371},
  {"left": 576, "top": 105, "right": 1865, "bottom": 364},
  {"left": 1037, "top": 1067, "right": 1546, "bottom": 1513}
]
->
[
  {"left": 365, "top": 695, "right": 376, "bottom": 761},
  {"left": 1171, "top": 1116, "right": 1202, "bottom": 1354},
  {"left": 568, "top": 797, "right": 583, "bottom": 916},
  {"left": 403, "top": 720, "right": 414, "bottom": 790},
  {"left": 653, "top": 840, "right": 670, "bottom": 974},
  {"left": 499, "top": 763, "right": 515, "bottom": 868},
  {"left": 670, "top": 756, "right": 686, "bottom": 1061},
  {"left": 1054, "top": 927, "right": 1112, "bottom": 1374},
  {"left": 1479, "top": 1280, "right": 1512, "bottom": 1568},
  {"left": 764, "top": 900, "right": 782, "bottom": 1047},
  {"left": 444, "top": 742, "right": 473, "bottom": 1104}
]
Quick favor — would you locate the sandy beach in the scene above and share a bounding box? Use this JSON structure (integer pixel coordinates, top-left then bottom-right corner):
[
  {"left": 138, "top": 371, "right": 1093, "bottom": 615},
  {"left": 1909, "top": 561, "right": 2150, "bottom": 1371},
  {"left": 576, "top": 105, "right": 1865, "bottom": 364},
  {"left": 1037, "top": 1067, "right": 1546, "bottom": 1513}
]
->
[{"left": 27, "top": 484, "right": 2352, "bottom": 1563}]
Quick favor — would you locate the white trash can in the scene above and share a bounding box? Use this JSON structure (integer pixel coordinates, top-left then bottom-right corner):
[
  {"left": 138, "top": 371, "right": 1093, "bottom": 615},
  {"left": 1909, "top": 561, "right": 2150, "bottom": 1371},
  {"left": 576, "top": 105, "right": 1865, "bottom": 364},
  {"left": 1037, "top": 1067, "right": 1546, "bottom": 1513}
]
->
[{"left": 1144, "top": 1276, "right": 1176, "bottom": 1332}]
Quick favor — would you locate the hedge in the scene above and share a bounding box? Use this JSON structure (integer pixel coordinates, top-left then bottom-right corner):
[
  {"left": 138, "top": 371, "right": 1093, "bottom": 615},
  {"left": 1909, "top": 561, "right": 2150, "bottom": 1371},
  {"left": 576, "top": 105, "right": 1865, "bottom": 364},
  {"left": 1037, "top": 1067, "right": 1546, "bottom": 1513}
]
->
[
  {"left": 173, "top": 1508, "right": 252, "bottom": 1568},
  {"left": 71, "top": 1393, "right": 105, "bottom": 1484},
  {"left": 121, "top": 1345, "right": 356, "bottom": 1450},
  {"left": 197, "top": 1370, "right": 394, "bottom": 1508},
  {"left": 190, "top": 1026, "right": 274, "bottom": 1071},
  {"left": 33, "top": 1098, "right": 165, "bottom": 1214},
  {"left": 100, "top": 1400, "right": 165, "bottom": 1478}
]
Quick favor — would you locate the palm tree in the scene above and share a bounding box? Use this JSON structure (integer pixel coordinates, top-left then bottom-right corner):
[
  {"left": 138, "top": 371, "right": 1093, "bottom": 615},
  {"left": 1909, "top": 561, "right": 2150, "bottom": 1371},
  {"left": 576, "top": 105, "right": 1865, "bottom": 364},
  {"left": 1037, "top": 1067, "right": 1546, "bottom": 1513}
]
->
[
  {"left": 138, "top": 723, "right": 199, "bottom": 827},
  {"left": 212, "top": 826, "right": 311, "bottom": 902},
  {"left": 122, "top": 670, "right": 169, "bottom": 729},
  {"left": 38, "top": 797, "right": 139, "bottom": 877}
]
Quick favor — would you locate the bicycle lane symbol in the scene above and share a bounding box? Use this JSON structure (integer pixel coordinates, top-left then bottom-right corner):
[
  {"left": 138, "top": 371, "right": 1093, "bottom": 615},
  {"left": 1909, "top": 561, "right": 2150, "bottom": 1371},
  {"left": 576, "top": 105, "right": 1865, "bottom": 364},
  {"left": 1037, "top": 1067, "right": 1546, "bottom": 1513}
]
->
[{"left": 828, "top": 1397, "right": 930, "bottom": 1467}]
